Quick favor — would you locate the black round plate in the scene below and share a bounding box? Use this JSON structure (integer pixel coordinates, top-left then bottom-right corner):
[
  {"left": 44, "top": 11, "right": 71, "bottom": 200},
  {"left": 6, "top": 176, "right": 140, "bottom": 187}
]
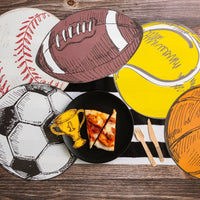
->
[{"left": 62, "top": 91, "right": 134, "bottom": 163}]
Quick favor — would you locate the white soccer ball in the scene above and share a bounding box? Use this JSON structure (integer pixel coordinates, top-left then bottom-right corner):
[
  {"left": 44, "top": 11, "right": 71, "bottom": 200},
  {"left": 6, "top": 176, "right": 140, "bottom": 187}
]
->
[{"left": 0, "top": 83, "right": 75, "bottom": 180}]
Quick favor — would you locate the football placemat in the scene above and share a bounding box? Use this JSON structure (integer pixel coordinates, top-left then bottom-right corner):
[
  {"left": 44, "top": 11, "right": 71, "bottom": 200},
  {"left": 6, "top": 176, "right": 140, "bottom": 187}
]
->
[{"left": 36, "top": 9, "right": 143, "bottom": 83}]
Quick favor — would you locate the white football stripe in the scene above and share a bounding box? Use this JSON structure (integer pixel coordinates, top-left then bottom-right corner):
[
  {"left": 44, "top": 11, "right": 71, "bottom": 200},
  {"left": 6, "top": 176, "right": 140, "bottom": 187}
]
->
[
  {"left": 42, "top": 33, "right": 65, "bottom": 74},
  {"left": 82, "top": 22, "right": 86, "bottom": 33},
  {"left": 62, "top": 29, "right": 67, "bottom": 41},
  {"left": 56, "top": 34, "right": 60, "bottom": 48},
  {"left": 106, "top": 10, "right": 128, "bottom": 51},
  {"left": 68, "top": 26, "right": 73, "bottom": 38}
]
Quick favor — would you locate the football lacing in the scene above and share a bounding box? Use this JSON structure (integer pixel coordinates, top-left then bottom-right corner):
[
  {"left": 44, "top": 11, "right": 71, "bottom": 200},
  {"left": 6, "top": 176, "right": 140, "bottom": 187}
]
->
[{"left": 56, "top": 19, "right": 93, "bottom": 48}]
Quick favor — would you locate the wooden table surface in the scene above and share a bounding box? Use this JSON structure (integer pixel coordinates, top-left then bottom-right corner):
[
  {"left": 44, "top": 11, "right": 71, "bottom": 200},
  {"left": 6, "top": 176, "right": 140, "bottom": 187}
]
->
[{"left": 1, "top": 0, "right": 200, "bottom": 199}]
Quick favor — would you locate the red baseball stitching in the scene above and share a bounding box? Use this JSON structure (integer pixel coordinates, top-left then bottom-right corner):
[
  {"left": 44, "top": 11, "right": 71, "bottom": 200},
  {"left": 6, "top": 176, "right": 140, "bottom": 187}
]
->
[
  {"left": 0, "top": 61, "right": 10, "bottom": 96},
  {"left": 14, "top": 13, "right": 64, "bottom": 89}
]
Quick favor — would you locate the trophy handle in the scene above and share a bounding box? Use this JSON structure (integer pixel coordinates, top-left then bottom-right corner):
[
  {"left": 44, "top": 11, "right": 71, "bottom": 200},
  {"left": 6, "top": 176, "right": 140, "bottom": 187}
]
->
[
  {"left": 77, "top": 109, "right": 85, "bottom": 128},
  {"left": 50, "top": 124, "right": 66, "bottom": 135}
]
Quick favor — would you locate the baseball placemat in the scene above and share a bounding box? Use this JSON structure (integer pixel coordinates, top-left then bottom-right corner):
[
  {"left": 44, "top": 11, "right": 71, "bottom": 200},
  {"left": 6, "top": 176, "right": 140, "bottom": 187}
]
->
[{"left": 0, "top": 8, "right": 68, "bottom": 97}]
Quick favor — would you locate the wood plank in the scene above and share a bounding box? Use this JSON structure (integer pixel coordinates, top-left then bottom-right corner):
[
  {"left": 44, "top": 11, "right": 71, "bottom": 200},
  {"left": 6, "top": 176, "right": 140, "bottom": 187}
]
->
[
  {"left": 0, "top": 164, "right": 192, "bottom": 181},
  {"left": 58, "top": 164, "right": 190, "bottom": 180},
  {"left": 0, "top": 0, "right": 199, "bottom": 30},
  {"left": 0, "top": 178, "right": 200, "bottom": 200}
]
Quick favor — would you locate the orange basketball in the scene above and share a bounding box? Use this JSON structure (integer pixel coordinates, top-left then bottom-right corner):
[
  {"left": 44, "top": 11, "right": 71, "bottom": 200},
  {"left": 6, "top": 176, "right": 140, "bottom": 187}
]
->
[{"left": 165, "top": 85, "right": 200, "bottom": 178}]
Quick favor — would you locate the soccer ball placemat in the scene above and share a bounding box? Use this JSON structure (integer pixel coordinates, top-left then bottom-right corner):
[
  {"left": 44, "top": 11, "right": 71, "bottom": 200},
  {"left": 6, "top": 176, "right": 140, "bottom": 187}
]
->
[{"left": 0, "top": 83, "right": 76, "bottom": 180}]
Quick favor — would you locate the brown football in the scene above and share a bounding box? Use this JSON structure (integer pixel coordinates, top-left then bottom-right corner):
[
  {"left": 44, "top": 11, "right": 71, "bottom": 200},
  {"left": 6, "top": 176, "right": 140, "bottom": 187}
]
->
[{"left": 36, "top": 9, "right": 143, "bottom": 83}]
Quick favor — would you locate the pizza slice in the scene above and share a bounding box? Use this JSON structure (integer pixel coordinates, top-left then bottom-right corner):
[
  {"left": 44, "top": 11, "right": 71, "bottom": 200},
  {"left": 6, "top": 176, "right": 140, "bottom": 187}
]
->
[
  {"left": 94, "top": 109, "right": 117, "bottom": 151},
  {"left": 85, "top": 110, "right": 109, "bottom": 149}
]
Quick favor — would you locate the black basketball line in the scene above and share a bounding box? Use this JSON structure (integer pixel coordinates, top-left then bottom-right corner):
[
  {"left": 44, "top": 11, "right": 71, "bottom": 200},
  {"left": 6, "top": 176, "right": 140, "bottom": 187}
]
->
[{"left": 169, "top": 125, "right": 200, "bottom": 150}]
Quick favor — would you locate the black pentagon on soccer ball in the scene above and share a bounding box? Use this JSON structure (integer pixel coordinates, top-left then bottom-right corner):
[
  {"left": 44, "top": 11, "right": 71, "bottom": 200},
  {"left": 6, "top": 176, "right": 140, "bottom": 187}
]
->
[
  {"left": 25, "top": 82, "right": 55, "bottom": 96},
  {"left": 11, "top": 157, "right": 40, "bottom": 177},
  {"left": 0, "top": 106, "right": 19, "bottom": 136}
]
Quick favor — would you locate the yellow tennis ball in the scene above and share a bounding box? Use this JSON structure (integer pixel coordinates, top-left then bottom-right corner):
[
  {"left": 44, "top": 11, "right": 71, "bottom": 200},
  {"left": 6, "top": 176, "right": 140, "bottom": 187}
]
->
[{"left": 114, "top": 22, "right": 200, "bottom": 119}]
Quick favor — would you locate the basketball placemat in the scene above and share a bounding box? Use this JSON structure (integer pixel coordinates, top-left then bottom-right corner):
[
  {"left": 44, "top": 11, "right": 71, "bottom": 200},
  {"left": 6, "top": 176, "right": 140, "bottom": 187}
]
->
[
  {"left": 0, "top": 8, "right": 68, "bottom": 98},
  {"left": 114, "top": 21, "right": 200, "bottom": 119},
  {"left": 165, "top": 85, "right": 200, "bottom": 178}
]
